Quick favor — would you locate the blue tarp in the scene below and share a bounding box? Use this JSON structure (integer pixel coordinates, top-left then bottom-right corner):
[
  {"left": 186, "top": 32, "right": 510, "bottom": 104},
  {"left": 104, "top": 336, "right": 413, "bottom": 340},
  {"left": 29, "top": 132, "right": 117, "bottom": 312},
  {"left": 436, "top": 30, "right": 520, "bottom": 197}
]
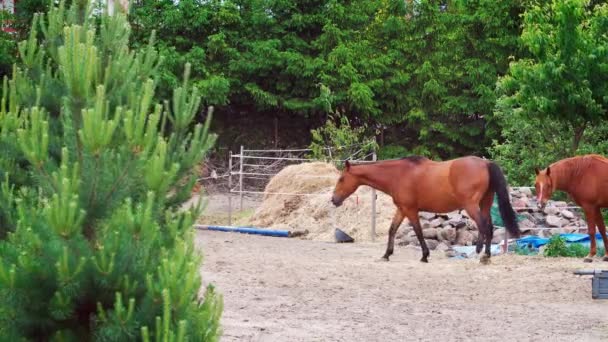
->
[
  {"left": 199, "top": 225, "right": 291, "bottom": 238},
  {"left": 516, "top": 233, "right": 603, "bottom": 249}
]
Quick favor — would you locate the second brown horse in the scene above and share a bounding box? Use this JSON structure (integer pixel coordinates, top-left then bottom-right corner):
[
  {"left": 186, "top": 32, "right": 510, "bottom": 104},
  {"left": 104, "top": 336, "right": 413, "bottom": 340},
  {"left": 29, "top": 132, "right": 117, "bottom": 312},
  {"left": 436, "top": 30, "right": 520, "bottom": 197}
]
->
[
  {"left": 331, "top": 156, "right": 521, "bottom": 263},
  {"left": 535, "top": 154, "right": 608, "bottom": 262}
]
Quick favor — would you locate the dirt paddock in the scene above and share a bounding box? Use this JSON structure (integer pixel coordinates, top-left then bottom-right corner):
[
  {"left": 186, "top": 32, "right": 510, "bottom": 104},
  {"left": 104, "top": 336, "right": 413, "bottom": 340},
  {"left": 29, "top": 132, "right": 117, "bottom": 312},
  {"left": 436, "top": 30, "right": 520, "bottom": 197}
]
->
[{"left": 196, "top": 230, "right": 608, "bottom": 342}]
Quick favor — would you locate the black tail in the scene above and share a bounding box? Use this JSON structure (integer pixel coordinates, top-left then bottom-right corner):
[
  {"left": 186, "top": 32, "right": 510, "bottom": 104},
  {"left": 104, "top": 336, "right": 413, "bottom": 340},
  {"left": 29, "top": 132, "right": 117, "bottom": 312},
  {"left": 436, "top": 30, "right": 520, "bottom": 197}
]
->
[{"left": 487, "top": 162, "right": 521, "bottom": 238}]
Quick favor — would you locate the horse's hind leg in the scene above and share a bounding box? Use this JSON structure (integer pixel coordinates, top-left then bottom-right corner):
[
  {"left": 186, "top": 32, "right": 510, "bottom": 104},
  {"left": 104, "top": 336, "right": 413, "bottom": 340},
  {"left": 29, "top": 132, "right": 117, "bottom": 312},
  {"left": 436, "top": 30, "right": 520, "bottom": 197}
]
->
[
  {"left": 465, "top": 203, "right": 491, "bottom": 265},
  {"left": 479, "top": 192, "right": 495, "bottom": 263},
  {"left": 594, "top": 208, "right": 608, "bottom": 262},
  {"left": 582, "top": 205, "right": 598, "bottom": 263},
  {"left": 403, "top": 209, "right": 430, "bottom": 263},
  {"left": 380, "top": 209, "right": 405, "bottom": 261}
]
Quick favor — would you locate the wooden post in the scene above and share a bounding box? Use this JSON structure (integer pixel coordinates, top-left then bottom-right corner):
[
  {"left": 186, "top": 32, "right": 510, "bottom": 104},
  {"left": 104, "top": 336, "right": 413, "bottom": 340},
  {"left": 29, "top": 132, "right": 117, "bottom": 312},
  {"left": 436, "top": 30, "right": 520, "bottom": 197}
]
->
[
  {"left": 228, "top": 150, "right": 233, "bottom": 225},
  {"left": 239, "top": 145, "right": 244, "bottom": 211},
  {"left": 371, "top": 151, "right": 377, "bottom": 241}
]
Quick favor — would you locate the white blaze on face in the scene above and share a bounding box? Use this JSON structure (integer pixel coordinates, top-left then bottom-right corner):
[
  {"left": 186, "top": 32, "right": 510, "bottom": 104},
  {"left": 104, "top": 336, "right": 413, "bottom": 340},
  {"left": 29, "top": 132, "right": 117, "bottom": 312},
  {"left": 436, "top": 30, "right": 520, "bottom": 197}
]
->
[{"left": 537, "top": 183, "right": 543, "bottom": 203}]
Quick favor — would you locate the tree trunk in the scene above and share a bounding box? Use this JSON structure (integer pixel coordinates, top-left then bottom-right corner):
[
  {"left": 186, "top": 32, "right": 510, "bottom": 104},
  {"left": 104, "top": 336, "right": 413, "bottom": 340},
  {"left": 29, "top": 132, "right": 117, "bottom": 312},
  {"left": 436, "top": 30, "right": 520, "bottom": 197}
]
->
[
  {"left": 274, "top": 116, "right": 279, "bottom": 148},
  {"left": 571, "top": 122, "right": 587, "bottom": 154}
]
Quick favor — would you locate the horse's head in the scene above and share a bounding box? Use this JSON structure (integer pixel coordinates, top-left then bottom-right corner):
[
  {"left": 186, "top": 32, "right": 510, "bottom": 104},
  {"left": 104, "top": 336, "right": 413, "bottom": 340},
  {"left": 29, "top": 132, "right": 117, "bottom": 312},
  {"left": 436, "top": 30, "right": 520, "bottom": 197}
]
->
[
  {"left": 331, "top": 161, "right": 361, "bottom": 207},
  {"left": 534, "top": 166, "right": 553, "bottom": 209}
]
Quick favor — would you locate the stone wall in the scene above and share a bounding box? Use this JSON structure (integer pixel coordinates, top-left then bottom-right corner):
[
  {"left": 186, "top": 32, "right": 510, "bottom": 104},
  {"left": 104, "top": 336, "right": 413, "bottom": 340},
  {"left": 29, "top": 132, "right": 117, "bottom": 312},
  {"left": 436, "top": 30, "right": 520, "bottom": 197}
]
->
[{"left": 396, "top": 188, "right": 586, "bottom": 250}]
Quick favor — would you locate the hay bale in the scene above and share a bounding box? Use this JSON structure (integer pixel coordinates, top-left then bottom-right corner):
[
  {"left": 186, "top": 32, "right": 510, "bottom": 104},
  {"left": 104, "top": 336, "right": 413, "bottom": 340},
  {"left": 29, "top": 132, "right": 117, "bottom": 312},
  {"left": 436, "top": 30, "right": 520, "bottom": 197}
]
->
[
  {"left": 247, "top": 162, "right": 339, "bottom": 227},
  {"left": 246, "top": 162, "right": 406, "bottom": 242}
]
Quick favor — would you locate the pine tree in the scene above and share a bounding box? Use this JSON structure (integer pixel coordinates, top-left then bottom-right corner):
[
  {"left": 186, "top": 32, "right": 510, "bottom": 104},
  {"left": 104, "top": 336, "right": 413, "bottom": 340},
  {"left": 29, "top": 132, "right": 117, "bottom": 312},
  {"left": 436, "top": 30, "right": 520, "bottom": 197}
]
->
[{"left": 0, "top": 1, "right": 222, "bottom": 340}]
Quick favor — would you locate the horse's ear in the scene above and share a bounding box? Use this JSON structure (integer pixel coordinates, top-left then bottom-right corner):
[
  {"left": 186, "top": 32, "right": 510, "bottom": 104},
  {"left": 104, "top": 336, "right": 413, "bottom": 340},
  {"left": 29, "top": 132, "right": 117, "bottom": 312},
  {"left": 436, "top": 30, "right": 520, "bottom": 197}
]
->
[
  {"left": 534, "top": 167, "right": 540, "bottom": 175},
  {"left": 546, "top": 166, "right": 551, "bottom": 176},
  {"left": 344, "top": 160, "right": 351, "bottom": 171}
]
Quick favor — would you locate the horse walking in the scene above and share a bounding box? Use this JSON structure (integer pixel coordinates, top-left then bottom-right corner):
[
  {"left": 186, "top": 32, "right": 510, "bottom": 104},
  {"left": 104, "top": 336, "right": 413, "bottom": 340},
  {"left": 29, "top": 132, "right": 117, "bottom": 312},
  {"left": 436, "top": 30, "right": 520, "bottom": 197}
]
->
[
  {"left": 331, "top": 156, "right": 521, "bottom": 263},
  {"left": 535, "top": 154, "right": 608, "bottom": 262}
]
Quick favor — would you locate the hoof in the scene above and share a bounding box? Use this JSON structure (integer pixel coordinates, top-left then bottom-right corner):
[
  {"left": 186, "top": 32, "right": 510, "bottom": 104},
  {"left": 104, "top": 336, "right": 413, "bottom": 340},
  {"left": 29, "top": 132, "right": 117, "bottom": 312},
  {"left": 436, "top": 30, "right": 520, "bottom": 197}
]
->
[
  {"left": 480, "top": 255, "right": 491, "bottom": 265},
  {"left": 584, "top": 257, "right": 594, "bottom": 263},
  {"left": 420, "top": 257, "right": 428, "bottom": 263}
]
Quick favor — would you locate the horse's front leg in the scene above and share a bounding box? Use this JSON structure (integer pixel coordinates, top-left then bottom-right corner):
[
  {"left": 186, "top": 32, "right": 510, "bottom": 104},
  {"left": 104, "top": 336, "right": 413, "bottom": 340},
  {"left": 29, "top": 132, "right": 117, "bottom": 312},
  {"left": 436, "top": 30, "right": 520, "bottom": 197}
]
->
[
  {"left": 380, "top": 209, "right": 405, "bottom": 261},
  {"left": 594, "top": 208, "right": 608, "bottom": 262},
  {"left": 582, "top": 206, "right": 598, "bottom": 263}
]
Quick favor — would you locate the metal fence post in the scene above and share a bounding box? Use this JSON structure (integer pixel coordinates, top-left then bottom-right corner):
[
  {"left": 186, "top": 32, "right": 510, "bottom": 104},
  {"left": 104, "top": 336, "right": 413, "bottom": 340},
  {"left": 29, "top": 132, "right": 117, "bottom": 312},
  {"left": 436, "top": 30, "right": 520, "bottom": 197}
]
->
[
  {"left": 371, "top": 151, "right": 377, "bottom": 241},
  {"left": 239, "top": 145, "right": 244, "bottom": 211},
  {"left": 228, "top": 150, "right": 233, "bottom": 225}
]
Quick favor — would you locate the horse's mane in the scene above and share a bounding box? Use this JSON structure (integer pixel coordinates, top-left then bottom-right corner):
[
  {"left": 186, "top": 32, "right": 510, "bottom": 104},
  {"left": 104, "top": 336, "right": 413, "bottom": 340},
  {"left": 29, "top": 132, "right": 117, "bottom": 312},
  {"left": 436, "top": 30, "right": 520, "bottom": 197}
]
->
[
  {"left": 350, "top": 155, "right": 428, "bottom": 167},
  {"left": 552, "top": 154, "right": 608, "bottom": 179},
  {"left": 400, "top": 155, "right": 429, "bottom": 164}
]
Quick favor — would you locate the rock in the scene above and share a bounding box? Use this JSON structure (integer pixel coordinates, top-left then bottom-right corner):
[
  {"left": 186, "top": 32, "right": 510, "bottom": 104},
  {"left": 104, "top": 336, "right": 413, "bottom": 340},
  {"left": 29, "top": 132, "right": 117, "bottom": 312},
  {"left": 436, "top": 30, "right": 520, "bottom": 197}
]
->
[
  {"left": 420, "top": 212, "right": 436, "bottom": 220},
  {"left": 436, "top": 242, "right": 450, "bottom": 252},
  {"left": 470, "top": 230, "right": 479, "bottom": 243},
  {"left": 439, "top": 227, "right": 457, "bottom": 243},
  {"left": 519, "top": 219, "right": 535, "bottom": 229},
  {"left": 533, "top": 213, "right": 545, "bottom": 222},
  {"left": 423, "top": 227, "right": 438, "bottom": 239},
  {"left": 421, "top": 221, "right": 433, "bottom": 229},
  {"left": 561, "top": 209, "right": 574, "bottom": 219},
  {"left": 455, "top": 230, "right": 474, "bottom": 246},
  {"left": 401, "top": 226, "right": 413, "bottom": 237},
  {"left": 424, "top": 239, "right": 439, "bottom": 250},
  {"left": 429, "top": 218, "right": 444, "bottom": 228},
  {"left": 445, "top": 250, "right": 458, "bottom": 258},
  {"left": 556, "top": 228, "right": 570, "bottom": 235},
  {"left": 513, "top": 199, "right": 529, "bottom": 209},
  {"left": 546, "top": 214, "right": 563, "bottom": 227},
  {"left": 405, "top": 235, "right": 420, "bottom": 246},
  {"left": 544, "top": 207, "right": 560, "bottom": 215},
  {"left": 520, "top": 188, "right": 533, "bottom": 197},
  {"left": 447, "top": 212, "right": 462, "bottom": 221},
  {"left": 553, "top": 201, "right": 568, "bottom": 207},
  {"left": 492, "top": 228, "right": 506, "bottom": 244},
  {"left": 446, "top": 218, "right": 467, "bottom": 228}
]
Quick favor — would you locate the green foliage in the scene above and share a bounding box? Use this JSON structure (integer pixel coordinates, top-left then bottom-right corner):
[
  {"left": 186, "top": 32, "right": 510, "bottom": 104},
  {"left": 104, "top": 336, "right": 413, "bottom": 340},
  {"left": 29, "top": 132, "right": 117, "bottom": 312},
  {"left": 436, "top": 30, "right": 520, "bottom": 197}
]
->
[
  {"left": 124, "top": 0, "right": 528, "bottom": 157},
  {"left": 377, "top": 144, "right": 409, "bottom": 160},
  {"left": 493, "top": 0, "right": 608, "bottom": 182},
  {"left": 490, "top": 109, "right": 608, "bottom": 184},
  {"left": 0, "top": 1, "right": 221, "bottom": 340},
  {"left": 308, "top": 113, "right": 378, "bottom": 161},
  {"left": 514, "top": 244, "right": 538, "bottom": 256},
  {"left": 543, "top": 236, "right": 571, "bottom": 257},
  {"left": 542, "top": 236, "right": 605, "bottom": 258},
  {"left": 0, "top": 10, "right": 17, "bottom": 78}
]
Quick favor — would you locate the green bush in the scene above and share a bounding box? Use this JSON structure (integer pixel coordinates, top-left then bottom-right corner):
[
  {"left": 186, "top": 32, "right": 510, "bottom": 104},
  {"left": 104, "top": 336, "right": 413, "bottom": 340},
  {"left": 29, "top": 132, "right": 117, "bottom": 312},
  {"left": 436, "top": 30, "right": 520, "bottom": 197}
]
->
[
  {"left": 308, "top": 114, "right": 378, "bottom": 162},
  {"left": 377, "top": 144, "right": 409, "bottom": 160},
  {"left": 543, "top": 236, "right": 605, "bottom": 258},
  {"left": 0, "top": 2, "right": 222, "bottom": 340}
]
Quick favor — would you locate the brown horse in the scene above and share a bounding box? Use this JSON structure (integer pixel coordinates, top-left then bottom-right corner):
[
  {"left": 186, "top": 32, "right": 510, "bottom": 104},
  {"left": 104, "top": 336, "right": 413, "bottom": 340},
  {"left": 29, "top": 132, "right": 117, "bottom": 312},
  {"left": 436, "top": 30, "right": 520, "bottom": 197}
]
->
[
  {"left": 331, "top": 156, "right": 521, "bottom": 263},
  {"left": 535, "top": 154, "right": 608, "bottom": 262}
]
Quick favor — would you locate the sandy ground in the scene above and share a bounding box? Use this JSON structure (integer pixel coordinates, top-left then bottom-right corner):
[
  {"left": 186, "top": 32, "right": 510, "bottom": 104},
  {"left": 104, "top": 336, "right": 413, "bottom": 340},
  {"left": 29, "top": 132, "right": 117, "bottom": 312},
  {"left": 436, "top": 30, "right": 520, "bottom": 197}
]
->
[{"left": 196, "top": 230, "right": 608, "bottom": 342}]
